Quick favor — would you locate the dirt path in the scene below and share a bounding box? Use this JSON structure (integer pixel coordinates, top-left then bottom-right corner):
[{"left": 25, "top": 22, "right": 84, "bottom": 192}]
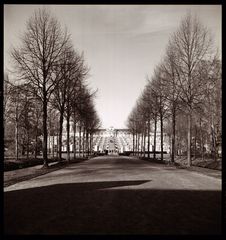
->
[{"left": 4, "top": 156, "right": 221, "bottom": 234}]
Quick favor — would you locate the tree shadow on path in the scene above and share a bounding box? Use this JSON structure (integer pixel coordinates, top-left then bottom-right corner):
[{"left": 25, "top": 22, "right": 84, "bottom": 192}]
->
[{"left": 4, "top": 180, "right": 221, "bottom": 235}]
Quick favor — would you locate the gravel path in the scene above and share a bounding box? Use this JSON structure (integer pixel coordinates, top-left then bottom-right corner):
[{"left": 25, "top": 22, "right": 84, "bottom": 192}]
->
[{"left": 4, "top": 156, "right": 221, "bottom": 234}]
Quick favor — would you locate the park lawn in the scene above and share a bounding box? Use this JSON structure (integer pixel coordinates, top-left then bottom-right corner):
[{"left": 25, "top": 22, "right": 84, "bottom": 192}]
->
[
  {"left": 174, "top": 156, "right": 221, "bottom": 170},
  {"left": 4, "top": 157, "right": 61, "bottom": 171}
]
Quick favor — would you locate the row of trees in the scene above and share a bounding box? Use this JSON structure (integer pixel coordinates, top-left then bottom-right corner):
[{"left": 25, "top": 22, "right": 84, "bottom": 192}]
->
[
  {"left": 4, "top": 8, "right": 101, "bottom": 167},
  {"left": 127, "top": 14, "right": 221, "bottom": 166}
]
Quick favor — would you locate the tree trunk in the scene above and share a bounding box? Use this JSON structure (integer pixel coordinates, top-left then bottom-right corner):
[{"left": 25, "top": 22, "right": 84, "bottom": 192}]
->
[
  {"left": 34, "top": 128, "right": 38, "bottom": 159},
  {"left": 136, "top": 133, "right": 138, "bottom": 156},
  {"left": 22, "top": 142, "right": 25, "bottom": 156},
  {"left": 179, "top": 138, "right": 182, "bottom": 156},
  {"left": 140, "top": 133, "right": 142, "bottom": 156},
  {"left": 56, "top": 127, "right": 59, "bottom": 158},
  {"left": 86, "top": 130, "right": 89, "bottom": 156},
  {"left": 139, "top": 133, "right": 141, "bottom": 156},
  {"left": 134, "top": 132, "right": 136, "bottom": 155},
  {"left": 171, "top": 108, "right": 176, "bottom": 163},
  {"left": 15, "top": 118, "right": 19, "bottom": 161},
  {"left": 89, "top": 133, "right": 93, "bottom": 155},
  {"left": 160, "top": 112, "right": 163, "bottom": 161},
  {"left": 91, "top": 133, "right": 93, "bottom": 155},
  {"left": 141, "top": 132, "right": 144, "bottom": 157},
  {"left": 211, "top": 124, "right": 217, "bottom": 161},
  {"left": 58, "top": 113, "right": 64, "bottom": 161},
  {"left": 42, "top": 97, "right": 48, "bottom": 168},
  {"left": 200, "top": 118, "right": 204, "bottom": 161},
  {"left": 48, "top": 133, "right": 51, "bottom": 155},
  {"left": 83, "top": 127, "right": 85, "bottom": 157},
  {"left": 187, "top": 111, "right": 192, "bottom": 167},
  {"left": 143, "top": 127, "right": 146, "bottom": 157},
  {"left": 52, "top": 134, "right": 55, "bottom": 158},
  {"left": 48, "top": 117, "right": 51, "bottom": 156},
  {"left": 147, "top": 119, "right": 150, "bottom": 159},
  {"left": 194, "top": 126, "right": 197, "bottom": 160},
  {"left": 153, "top": 115, "right": 157, "bottom": 160},
  {"left": 132, "top": 132, "right": 135, "bottom": 156},
  {"left": 66, "top": 113, "right": 70, "bottom": 162},
  {"left": 135, "top": 132, "right": 137, "bottom": 155},
  {"left": 137, "top": 133, "right": 140, "bottom": 156},
  {"left": 73, "top": 121, "right": 76, "bottom": 160},
  {"left": 26, "top": 131, "right": 29, "bottom": 160},
  {"left": 139, "top": 133, "right": 142, "bottom": 156},
  {"left": 79, "top": 123, "right": 81, "bottom": 157}
]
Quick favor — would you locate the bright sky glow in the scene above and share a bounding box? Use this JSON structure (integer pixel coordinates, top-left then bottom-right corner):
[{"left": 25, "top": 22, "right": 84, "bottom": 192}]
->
[{"left": 4, "top": 5, "right": 221, "bottom": 128}]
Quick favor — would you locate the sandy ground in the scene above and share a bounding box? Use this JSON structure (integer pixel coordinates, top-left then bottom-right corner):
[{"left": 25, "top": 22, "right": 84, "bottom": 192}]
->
[{"left": 4, "top": 156, "right": 221, "bottom": 235}]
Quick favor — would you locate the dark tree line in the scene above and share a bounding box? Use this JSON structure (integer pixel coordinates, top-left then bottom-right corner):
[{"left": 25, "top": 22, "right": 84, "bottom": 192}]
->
[
  {"left": 4, "top": 8, "right": 101, "bottom": 167},
  {"left": 127, "top": 14, "right": 221, "bottom": 166}
]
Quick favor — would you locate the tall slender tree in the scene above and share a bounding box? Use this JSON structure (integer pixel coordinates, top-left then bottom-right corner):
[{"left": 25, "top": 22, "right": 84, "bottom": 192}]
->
[
  {"left": 171, "top": 13, "right": 213, "bottom": 166},
  {"left": 11, "top": 8, "right": 70, "bottom": 167}
]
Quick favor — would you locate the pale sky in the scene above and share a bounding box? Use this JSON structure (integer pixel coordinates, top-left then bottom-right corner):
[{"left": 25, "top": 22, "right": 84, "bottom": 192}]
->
[{"left": 4, "top": 5, "right": 221, "bottom": 129}]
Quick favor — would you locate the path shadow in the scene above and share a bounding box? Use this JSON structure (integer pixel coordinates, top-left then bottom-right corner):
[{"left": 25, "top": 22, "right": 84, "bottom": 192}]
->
[{"left": 4, "top": 181, "right": 221, "bottom": 235}]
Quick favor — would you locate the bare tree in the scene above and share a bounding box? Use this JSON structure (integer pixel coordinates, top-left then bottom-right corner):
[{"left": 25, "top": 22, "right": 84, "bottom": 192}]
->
[
  {"left": 32, "top": 96, "right": 42, "bottom": 159},
  {"left": 50, "top": 47, "right": 80, "bottom": 161},
  {"left": 8, "top": 84, "right": 22, "bottom": 160},
  {"left": 171, "top": 13, "right": 213, "bottom": 166},
  {"left": 160, "top": 43, "right": 182, "bottom": 163},
  {"left": 88, "top": 111, "right": 101, "bottom": 156},
  {"left": 11, "top": 8, "right": 70, "bottom": 167},
  {"left": 142, "top": 79, "right": 161, "bottom": 161},
  {"left": 201, "top": 58, "right": 221, "bottom": 160},
  {"left": 151, "top": 67, "right": 170, "bottom": 161},
  {"left": 3, "top": 72, "right": 12, "bottom": 125},
  {"left": 139, "top": 87, "right": 151, "bottom": 158},
  {"left": 127, "top": 100, "right": 146, "bottom": 156},
  {"left": 19, "top": 85, "right": 35, "bottom": 159},
  {"left": 126, "top": 111, "right": 136, "bottom": 155},
  {"left": 64, "top": 52, "right": 89, "bottom": 161},
  {"left": 75, "top": 85, "right": 96, "bottom": 157}
]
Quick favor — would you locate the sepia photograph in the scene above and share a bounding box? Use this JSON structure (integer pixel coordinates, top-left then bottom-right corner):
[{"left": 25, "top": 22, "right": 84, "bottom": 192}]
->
[{"left": 4, "top": 4, "right": 222, "bottom": 235}]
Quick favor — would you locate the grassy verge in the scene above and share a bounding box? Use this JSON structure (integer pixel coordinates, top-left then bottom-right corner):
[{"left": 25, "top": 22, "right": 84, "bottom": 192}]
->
[
  {"left": 4, "top": 162, "right": 67, "bottom": 187},
  {"left": 4, "top": 156, "right": 92, "bottom": 172},
  {"left": 4, "top": 157, "right": 61, "bottom": 171},
  {"left": 4, "top": 157, "right": 90, "bottom": 187},
  {"left": 139, "top": 155, "right": 221, "bottom": 170},
  {"left": 173, "top": 156, "right": 221, "bottom": 170}
]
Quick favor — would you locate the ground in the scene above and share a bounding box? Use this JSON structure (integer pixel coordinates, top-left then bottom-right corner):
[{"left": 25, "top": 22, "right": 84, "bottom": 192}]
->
[{"left": 4, "top": 155, "right": 221, "bottom": 235}]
